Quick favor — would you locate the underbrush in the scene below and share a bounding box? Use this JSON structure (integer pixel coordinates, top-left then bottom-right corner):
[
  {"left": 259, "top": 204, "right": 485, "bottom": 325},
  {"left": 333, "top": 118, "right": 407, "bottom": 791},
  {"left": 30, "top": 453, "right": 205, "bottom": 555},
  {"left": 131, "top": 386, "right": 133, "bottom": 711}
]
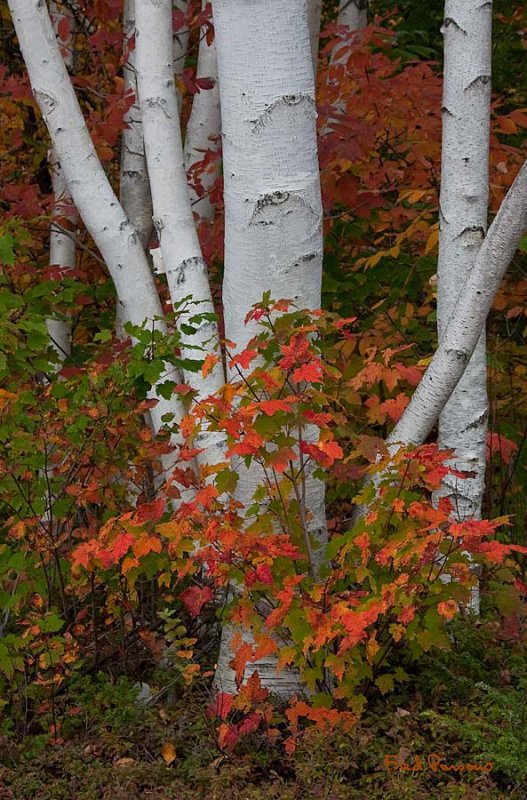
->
[{"left": 1, "top": 615, "right": 526, "bottom": 799}]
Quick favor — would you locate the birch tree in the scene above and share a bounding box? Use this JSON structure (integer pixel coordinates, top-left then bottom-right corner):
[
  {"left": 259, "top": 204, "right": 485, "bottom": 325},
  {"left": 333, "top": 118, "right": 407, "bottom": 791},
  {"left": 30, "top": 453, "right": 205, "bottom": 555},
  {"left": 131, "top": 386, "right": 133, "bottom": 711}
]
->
[
  {"left": 184, "top": 0, "right": 222, "bottom": 222},
  {"left": 337, "top": 0, "right": 368, "bottom": 31},
  {"left": 134, "top": 0, "right": 224, "bottom": 396},
  {"left": 436, "top": 0, "right": 492, "bottom": 523},
  {"left": 212, "top": 0, "right": 326, "bottom": 696},
  {"left": 46, "top": 0, "right": 76, "bottom": 361},
  {"left": 7, "top": 0, "right": 186, "bottom": 441},
  {"left": 120, "top": 0, "right": 152, "bottom": 253},
  {"left": 308, "top": 0, "right": 322, "bottom": 73},
  {"left": 389, "top": 159, "right": 527, "bottom": 450}
]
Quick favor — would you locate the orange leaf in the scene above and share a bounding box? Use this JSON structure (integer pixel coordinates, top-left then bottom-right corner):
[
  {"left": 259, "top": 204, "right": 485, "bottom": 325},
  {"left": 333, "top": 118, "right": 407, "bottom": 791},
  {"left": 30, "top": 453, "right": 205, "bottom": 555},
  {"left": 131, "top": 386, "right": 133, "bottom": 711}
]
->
[
  {"left": 161, "top": 742, "right": 177, "bottom": 765},
  {"left": 202, "top": 353, "right": 220, "bottom": 379}
]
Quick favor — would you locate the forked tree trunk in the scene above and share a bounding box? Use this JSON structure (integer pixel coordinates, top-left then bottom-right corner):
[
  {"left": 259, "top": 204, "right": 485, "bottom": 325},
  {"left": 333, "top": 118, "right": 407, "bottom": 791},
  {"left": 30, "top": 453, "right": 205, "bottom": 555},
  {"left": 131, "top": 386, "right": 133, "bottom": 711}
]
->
[
  {"left": 213, "top": 0, "right": 325, "bottom": 697},
  {"left": 436, "top": 0, "right": 492, "bottom": 523},
  {"left": 184, "top": 0, "right": 222, "bottom": 222},
  {"left": 8, "top": 0, "right": 185, "bottom": 438}
]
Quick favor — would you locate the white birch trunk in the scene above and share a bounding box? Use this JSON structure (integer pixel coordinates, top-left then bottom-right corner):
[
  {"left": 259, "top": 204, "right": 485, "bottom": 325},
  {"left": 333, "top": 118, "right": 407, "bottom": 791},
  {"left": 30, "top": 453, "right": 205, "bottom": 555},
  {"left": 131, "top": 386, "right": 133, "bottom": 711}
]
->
[
  {"left": 308, "top": 0, "right": 322, "bottom": 75},
  {"left": 47, "top": 146, "right": 76, "bottom": 360},
  {"left": 184, "top": 0, "right": 222, "bottom": 222},
  {"left": 47, "top": 1, "right": 76, "bottom": 361},
  {"left": 173, "top": 0, "right": 190, "bottom": 112},
  {"left": 389, "top": 159, "right": 527, "bottom": 449},
  {"left": 213, "top": 0, "right": 325, "bottom": 697},
  {"left": 337, "top": 0, "right": 368, "bottom": 30},
  {"left": 135, "top": 0, "right": 226, "bottom": 483},
  {"left": 331, "top": 1, "right": 367, "bottom": 78},
  {"left": 120, "top": 0, "right": 153, "bottom": 252},
  {"left": 436, "top": 1, "right": 492, "bottom": 523},
  {"left": 8, "top": 0, "right": 185, "bottom": 439}
]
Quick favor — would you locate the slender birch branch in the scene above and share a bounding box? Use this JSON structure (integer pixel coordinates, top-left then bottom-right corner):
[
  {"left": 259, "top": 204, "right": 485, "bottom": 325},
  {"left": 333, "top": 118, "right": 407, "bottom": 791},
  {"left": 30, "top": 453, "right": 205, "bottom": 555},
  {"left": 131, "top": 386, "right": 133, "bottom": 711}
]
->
[{"left": 337, "top": 0, "right": 368, "bottom": 29}]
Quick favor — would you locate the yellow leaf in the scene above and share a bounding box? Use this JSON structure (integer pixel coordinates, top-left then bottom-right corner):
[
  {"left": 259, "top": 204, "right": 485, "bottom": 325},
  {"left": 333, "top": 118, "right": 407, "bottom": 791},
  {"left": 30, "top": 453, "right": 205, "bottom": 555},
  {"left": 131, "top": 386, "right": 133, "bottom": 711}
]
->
[
  {"left": 161, "top": 742, "right": 177, "bottom": 765},
  {"left": 407, "top": 190, "right": 426, "bottom": 204},
  {"left": 425, "top": 227, "right": 439, "bottom": 255}
]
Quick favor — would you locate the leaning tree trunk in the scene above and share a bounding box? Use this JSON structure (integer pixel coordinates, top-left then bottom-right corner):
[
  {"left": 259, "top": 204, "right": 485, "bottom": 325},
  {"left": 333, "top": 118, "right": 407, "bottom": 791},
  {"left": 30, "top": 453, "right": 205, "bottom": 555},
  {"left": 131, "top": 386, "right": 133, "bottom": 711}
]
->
[
  {"left": 389, "top": 159, "right": 527, "bottom": 449},
  {"left": 184, "top": 0, "right": 222, "bottom": 222},
  {"left": 436, "top": 0, "right": 492, "bottom": 523},
  {"left": 213, "top": 0, "right": 325, "bottom": 697},
  {"left": 8, "top": 0, "right": 186, "bottom": 439}
]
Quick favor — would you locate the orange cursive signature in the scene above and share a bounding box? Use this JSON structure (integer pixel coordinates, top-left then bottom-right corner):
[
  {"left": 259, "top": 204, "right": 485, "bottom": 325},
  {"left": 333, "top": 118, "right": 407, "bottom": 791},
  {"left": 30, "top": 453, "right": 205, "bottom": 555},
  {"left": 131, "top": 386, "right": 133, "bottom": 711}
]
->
[{"left": 384, "top": 752, "right": 493, "bottom": 774}]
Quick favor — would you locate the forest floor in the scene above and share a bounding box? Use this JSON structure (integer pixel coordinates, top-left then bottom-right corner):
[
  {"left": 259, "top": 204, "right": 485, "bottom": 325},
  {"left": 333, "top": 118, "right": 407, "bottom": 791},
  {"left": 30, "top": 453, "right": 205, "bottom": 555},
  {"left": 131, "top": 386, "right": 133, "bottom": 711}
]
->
[{"left": 0, "top": 616, "right": 526, "bottom": 800}]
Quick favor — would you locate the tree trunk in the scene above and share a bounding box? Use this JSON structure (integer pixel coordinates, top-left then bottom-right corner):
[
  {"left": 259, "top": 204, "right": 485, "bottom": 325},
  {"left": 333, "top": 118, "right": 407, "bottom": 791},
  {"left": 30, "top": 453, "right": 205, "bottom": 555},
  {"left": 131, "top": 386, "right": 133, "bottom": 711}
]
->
[
  {"left": 135, "top": 0, "right": 224, "bottom": 402},
  {"left": 120, "top": 0, "right": 153, "bottom": 252},
  {"left": 47, "top": 146, "right": 76, "bottom": 360},
  {"left": 47, "top": 1, "right": 76, "bottom": 361},
  {"left": 337, "top": 0, "right": 367, "bottom": 30},
  {"left": 213, "top": 0, "right": 325, "bottom": 697},
  {"left": 8, "top": 0, "right": 185, "bottom": 438},
  {"left": 184, "top": 0, "right": 222, "bottom": 222},
  {"left": 436, "top": 0, "right": 492, "bottom": 523},
  {"left": 389, "top": 159, "right": 527, "bottom": 450},
  {"left": 173, "top": 0, "right": 190, "bottom": 112},
  {"left": 308, "top": 0, "right": 322, "bottom": 75}
]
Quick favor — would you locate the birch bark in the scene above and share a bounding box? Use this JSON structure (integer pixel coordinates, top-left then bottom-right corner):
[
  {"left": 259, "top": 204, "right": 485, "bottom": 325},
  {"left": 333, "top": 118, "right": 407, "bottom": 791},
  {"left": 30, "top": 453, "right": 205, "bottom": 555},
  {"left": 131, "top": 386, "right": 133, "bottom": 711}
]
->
[
  {"left": 389, "top": 159, "right": 527, "bottom": 449},
  {"left": 436, "top": 0, "right": 492, "bottom": 523},
  {"left": 184, "top": 0, "right": 222, "bottom": 222},
  {"left": 8, "top": 0, "right": 185, "bottom": 438},
  {"left": 337, "top": 0, "right": 368, "bottom": 29},
  {"left": 47, "top": 147, "right": 76, "bottom": 360},
  {"left": 47, "top": 1, "right": 76, "bottom": 361},
  {"left": 308, "top": 0, "right": 322, "bottom": 74},
  {"left": 213, "top": 0, "right": 325, "bottom": 697},
  {"left": 135, "top": 0, "right": 224, "bottom": 395},
  {"left": 173, "top": 0, "right": 190, "bottom": 112},
  {"left": 120, "top": 0, "right": 153, "bottom": 252}
]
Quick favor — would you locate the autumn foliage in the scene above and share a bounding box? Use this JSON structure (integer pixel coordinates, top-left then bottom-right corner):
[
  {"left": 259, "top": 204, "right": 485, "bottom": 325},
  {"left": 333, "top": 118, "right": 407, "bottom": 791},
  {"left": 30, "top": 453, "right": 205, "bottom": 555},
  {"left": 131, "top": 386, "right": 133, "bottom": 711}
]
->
[{"left": 0, "top": 0, "right": 526, "bottom": 756}]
